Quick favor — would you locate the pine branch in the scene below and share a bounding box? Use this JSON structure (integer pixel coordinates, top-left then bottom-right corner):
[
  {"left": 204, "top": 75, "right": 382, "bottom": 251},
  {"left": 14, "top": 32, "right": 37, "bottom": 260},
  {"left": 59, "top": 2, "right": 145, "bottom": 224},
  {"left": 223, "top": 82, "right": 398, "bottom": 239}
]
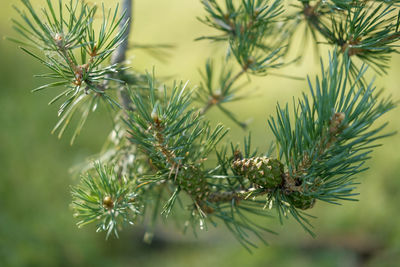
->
[
  {"left": 196, "top": 0, "right": 291, "bottom": 127},
  {"left": 11, "top": 0, "right": 398, "bottom": 249},
  {"left": 267, "top": 52, "right": 395, "bottom": 229},
  {"left": 71, "top": 163, "right": 141, "bottom": 239},
  {"left": 286, "top": 0, "right": 400, "bottom": 76},
  {"left": 11, "top": 0, "right": 129, "bottom": 143}
]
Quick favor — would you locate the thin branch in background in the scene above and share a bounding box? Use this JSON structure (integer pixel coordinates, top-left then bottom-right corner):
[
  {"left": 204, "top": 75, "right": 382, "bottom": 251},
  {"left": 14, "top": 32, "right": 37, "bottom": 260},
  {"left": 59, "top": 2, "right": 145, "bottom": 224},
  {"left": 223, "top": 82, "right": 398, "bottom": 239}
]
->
[
  {"left": 111, "top": 0, "right": 134, "bottom": 111},
  {"left": 131, "top": 42, "right": 176, "bottom": 62},
  {"left": 111, "top": 0, "right": 133, "bottom": 65}
]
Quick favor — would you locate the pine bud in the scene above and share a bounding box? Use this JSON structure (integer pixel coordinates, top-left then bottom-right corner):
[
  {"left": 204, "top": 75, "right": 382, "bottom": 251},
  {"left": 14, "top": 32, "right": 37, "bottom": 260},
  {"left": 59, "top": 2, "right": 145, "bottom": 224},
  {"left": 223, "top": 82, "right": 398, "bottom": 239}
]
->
[
  {"left": 329, "top": 112, "right": 346, "bottom": 135},
  {"left": 54, "top": 33, "right": 64, "bottom": 47},
  {"left": 246, "top": 57, "right": 255, "bottom": 66},
  {"left": 232, "top": 156, "right": 284, "bottom": 189},
  {"left": 103, "top": 196, "right": 114, "bottom": 210},
  {"left": 151, "top": 110, "right": 161, "bottom": 125}
]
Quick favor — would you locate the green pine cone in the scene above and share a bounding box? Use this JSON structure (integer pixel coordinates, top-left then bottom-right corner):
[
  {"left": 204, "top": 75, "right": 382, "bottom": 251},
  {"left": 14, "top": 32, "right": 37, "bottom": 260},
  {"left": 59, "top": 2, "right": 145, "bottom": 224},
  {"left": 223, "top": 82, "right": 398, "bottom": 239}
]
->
[
  {"left": 177, "top": 165, "right": 209, "bottom": 201},
  {"left": 287, "top": 192, "right": 315, "bottom": 210},
  {"left": 232, "top": 156, "right": 284, "bottom": 189}
]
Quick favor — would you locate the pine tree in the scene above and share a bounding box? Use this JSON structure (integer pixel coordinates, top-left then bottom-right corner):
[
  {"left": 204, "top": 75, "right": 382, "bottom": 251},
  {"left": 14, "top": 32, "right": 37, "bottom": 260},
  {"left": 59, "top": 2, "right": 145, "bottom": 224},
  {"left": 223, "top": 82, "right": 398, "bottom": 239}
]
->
[{"left": 10, "top": 0, "right": 399, "bottom": 249}]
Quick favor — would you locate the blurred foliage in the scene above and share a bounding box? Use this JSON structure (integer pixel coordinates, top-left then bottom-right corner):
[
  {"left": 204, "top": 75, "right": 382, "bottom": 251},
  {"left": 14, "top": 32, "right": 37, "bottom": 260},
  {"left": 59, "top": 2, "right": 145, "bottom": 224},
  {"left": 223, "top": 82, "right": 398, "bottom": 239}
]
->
[{"left": 1, "top": 0, "right": 400, "bottom": 266}]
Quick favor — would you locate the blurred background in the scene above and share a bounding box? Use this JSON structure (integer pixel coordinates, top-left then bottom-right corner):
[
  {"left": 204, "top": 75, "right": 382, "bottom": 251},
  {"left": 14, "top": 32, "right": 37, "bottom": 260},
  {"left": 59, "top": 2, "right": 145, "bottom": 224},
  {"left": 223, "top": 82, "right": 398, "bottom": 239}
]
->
[{"left": 1, "top": 0, "right": 400, "bottom": 266}]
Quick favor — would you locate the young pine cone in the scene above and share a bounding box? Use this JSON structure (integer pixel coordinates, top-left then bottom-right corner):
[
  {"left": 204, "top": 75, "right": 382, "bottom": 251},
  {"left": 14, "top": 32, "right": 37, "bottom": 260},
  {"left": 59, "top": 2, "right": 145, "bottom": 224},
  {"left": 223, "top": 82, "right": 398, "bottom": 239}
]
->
[
  {"left": 177, "top": 165, "right": 210, "bottom": 201},
  {"left": 287, "top": 192, "right": 315, "bottom": 210},
  {"left": 232, "top": 156, "right": 284, "bottom": 189}
]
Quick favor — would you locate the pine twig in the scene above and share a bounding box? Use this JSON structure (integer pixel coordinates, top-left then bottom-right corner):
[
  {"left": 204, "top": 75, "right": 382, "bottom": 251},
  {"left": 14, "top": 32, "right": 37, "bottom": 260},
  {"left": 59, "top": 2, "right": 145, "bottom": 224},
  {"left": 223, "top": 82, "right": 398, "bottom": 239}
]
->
[{"left": 200, "top": 67, "right": 247, "bottom": 115}]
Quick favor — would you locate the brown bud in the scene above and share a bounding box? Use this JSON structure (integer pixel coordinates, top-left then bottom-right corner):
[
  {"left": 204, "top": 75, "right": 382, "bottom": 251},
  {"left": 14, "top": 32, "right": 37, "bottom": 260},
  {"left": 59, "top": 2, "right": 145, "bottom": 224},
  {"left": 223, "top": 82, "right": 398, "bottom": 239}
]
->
[
  {"left": 202, "top": 204, "right": 214, "bottom": 214},
  {"left": 233, "top": 150, "right": 243, "bottom": 161},
  {"left": 81, "top": 64, "right": 89, "bottom": 71},
  {"left": 90, "top": 45, "right": 97, "bottom": 57},
  {"left": 103, "top": 196, "right": 114, "bottom": 209},
  {"left": 330, "top": 112, "right": 346, "bottom": 135},
  {"left": 247, "top": 57, "right": 255, "bottom": 66},
  {"left": 329, "top": 126, "right": 337, "bottom": 134},
  {"left": 151, "top": 111, "right": 162, "bottom": 125},
  {"left": 335, "top": 112, "right": 345, "bottom": 123},
  {"left": 54, "top": 33, "right": 64, "bottom": 47}
]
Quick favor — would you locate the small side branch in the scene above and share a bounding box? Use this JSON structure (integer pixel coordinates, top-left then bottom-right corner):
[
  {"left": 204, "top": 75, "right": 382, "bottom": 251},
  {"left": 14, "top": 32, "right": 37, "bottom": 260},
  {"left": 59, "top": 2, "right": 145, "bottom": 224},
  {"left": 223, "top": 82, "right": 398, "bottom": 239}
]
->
[{"left": 200, "top": 67, "right": 247, "bottom": 115}]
